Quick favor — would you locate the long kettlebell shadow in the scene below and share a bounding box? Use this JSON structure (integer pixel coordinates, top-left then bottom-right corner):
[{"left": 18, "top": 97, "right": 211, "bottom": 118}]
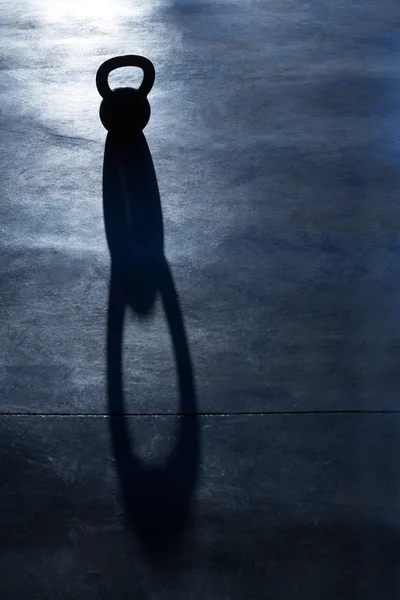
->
[{"left": 103, "top": 132, "right": 200, "bottom": 561}]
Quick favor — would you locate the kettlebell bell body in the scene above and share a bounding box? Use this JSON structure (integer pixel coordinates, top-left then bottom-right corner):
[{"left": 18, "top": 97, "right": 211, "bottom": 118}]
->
[{"left": 96, "top": 55, "right": 155, "bottom": 134}]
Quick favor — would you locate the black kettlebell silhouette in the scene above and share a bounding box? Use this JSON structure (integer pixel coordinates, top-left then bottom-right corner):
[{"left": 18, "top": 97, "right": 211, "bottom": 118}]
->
[{"left": 96, "top": 55, "right": 155, "bottom": 134}]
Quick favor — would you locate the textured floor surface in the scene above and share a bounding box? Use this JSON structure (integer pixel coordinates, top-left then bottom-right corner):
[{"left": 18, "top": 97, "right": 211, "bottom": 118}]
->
[{"left": 1, "top": 0, "right": 400, "bottom": 598}]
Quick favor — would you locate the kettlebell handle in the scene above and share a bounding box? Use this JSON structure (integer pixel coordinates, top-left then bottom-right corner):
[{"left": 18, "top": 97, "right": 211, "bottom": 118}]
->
[{"left": 96, "top": 55, "right": 155, "bottom": 99}]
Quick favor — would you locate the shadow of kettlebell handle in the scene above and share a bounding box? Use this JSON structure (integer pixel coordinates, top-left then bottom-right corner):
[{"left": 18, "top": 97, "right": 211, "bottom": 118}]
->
[{"left": 96, "top": 55, "right": 155, "bottom": 99}]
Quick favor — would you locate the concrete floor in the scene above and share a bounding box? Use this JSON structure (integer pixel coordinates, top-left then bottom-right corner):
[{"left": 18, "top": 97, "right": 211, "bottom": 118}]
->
[{"left": 1, "top": 0, "right": 400, "bottom": 597}]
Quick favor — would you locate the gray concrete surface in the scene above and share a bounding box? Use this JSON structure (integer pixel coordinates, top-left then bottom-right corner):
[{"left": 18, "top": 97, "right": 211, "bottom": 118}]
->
[
  {"left": 1, "top": 0, "right": 400, "bottom": 597},
  {"left": 2, "top": 414, "right": 400, "bottom": 599}
]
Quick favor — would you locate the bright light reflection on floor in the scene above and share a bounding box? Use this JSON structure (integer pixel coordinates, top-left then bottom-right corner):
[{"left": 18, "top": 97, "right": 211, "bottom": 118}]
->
[{"left": 41, "top": 0, "right": 115, "bottom": 20}]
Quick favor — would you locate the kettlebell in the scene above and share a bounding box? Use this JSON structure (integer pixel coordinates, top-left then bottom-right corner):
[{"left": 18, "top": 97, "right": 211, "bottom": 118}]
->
[{"left": 96, "top": 55, "right": 155, "bottom": 135}]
